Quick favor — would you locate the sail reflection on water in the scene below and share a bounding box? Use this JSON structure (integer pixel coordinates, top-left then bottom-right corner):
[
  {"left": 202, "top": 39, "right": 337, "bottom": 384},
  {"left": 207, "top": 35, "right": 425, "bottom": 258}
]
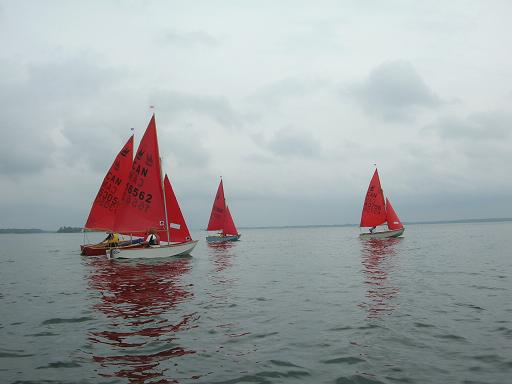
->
[
  {"left": 85, "top": 257, "right": 198, "bottom": 382},
  {"left": 208, "top": 241, "right": 236, "bottom": 273},
  {"left": 360, "top": 238, "right": 402, "bottom": 318}
]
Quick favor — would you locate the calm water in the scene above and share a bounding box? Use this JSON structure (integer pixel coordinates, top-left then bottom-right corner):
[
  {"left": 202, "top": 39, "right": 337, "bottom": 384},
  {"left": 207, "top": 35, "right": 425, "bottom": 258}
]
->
[{"left": 0, "top": 223, "right": 511, "bottom": 384}]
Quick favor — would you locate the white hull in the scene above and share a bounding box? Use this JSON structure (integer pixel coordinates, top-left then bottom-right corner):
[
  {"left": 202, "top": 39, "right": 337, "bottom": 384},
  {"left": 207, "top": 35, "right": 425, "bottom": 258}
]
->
[
  {"left": 359, "top": 228, "right": 405, "bottom": 239},
  {"left": 109, "top": 240, "right": 198, "bottom": 259}
]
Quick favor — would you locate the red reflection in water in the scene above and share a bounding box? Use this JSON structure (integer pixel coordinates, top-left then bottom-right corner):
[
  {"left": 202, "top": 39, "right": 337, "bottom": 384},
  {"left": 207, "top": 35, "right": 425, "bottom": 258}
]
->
[
  {"left": 360, "top": 238, "right": 402, "bottom": 318},
  {"left": 85, "top": 257, "right": 197, "bottom": 383},
  {"left": 208, "top": 241, "right": 235, "bottom": 273}
]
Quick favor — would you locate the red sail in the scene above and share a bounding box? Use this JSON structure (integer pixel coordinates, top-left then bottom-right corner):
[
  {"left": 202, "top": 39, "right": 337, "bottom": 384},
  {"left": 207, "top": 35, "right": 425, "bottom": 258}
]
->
[
  {"left": 84, "top": 135, "right": 134, "bottom": 231},
  {"left": 207, "top": 179, "right": 226, "bottom": 231},
  {"left": 222, "top": 205, "right": 238, "bottom": 236},
  {"left": 113, "top": 115, "right": 167, "bottom": 235},
  {"left": 385, "top": 198, "right": 403, "bottom": 230},
  {"left": 360, "top": 169, "right": 387, "bottom": 228},
  {"left": 161, "top": 174, "right": 192, "bottom": 243}
]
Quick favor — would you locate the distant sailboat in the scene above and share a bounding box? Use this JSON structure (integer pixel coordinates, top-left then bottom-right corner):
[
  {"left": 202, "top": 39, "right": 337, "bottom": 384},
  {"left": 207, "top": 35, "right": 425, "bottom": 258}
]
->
[
  {"left": 206, "top": 179, "right": 240, "bottom": 243},
  {"left": 359, "top": 169, "right": 405, "bottom": 239},
  {"left": 109, "top": 115, "right": 198, "bottom": 258},
  {"left": 81, "top": 135, "right": 135, "bottom": 256}
]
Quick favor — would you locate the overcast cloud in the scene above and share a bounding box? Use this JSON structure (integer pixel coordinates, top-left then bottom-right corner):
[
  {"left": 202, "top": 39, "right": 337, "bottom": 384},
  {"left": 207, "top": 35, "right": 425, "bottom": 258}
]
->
[{"left": 0, "top": 0, "right": 511, "bottom": 230}]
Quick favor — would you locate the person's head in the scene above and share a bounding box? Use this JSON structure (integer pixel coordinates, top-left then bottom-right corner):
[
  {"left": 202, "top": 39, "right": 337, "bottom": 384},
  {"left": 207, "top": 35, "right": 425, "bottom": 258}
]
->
[{"left": 148, "top": 228, "right": 157, "bottom": 235}]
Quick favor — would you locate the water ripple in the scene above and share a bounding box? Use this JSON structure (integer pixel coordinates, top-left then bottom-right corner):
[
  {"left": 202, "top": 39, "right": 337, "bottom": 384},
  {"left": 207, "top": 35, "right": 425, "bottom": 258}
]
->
[{"left": 1, "top": 225, "right": 512, "bottom": 383}]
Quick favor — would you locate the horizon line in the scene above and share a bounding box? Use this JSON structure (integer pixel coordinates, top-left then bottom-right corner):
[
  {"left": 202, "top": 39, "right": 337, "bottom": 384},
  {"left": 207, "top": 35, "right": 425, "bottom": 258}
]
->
[{"left": 2, "top": 217, "right": 512, "bottom": 233}]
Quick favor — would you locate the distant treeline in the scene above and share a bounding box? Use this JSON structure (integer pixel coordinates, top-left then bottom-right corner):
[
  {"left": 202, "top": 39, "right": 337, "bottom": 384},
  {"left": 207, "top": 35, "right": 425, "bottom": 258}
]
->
[
  {"left": 1, "top": 217, "right": 511, "bottom": 234},
  {"left": 56, "top": 226, "right": 83, "bottom": 233},
  {"left": 0, "top": 227, "right": 102, "bottom": 234}
]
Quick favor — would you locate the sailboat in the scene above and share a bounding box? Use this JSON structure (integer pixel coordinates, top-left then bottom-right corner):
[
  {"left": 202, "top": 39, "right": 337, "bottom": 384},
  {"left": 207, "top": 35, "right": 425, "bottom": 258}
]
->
[
  {"left": 81, "top": 135, "right": 135, "bottom": 256},
  {"left": 359, "top": 169, "right": 405, "bottom": 239},
  {"left": 108, "top": 114, "right": 198, "bottom": 259},
  {"left": 206, "top": 179, "right": 241, "bottom": 243}
]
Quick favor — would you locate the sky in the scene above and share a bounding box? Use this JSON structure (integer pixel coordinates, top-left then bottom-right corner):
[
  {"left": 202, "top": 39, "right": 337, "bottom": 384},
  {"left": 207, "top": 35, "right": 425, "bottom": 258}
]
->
[{"left": 0, "top": 0, "right": 511, "bottom": 230}]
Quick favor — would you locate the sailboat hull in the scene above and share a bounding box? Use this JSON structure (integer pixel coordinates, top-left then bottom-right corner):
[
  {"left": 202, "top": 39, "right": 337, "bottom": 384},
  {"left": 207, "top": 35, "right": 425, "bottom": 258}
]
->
[
  {"left": 81, "top": 239, "right": 145, "bottom": 256},
  {"left": 109, "top": 240, "right": 198, "bottom": 259},
  {"left": 206, "top": 234, "right": 241, "bottom": 243},
  {"left": 81, "top": 244, "right": 110, "bottom": 256},
  {"left": 359, "top": 228, "right": 405, "bottom": 239}
]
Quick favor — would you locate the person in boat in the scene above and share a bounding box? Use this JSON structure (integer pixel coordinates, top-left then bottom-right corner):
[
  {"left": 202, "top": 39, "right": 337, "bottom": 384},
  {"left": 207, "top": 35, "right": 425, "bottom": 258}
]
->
[
  {"left": 101, "top": 231, "right": 119, "bottom": 246},
  {"left": 369, "top": 226, "right": 376, "bottom": 233},
  {"left": 145, "top": 228, "right": 160, "bottom": 246}
]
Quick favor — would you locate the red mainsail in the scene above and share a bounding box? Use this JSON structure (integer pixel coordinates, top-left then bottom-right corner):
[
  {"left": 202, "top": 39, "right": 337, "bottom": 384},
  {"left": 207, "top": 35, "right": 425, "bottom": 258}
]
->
[
  {"left": 113, "top": 115, "right": 167, "bottom": 235},
  {"left": 207, "top": 179, "right": 226, "bottom": 231},
  {"left": 84, "top": 135, "right": 134, "bottom": 231},
  {"left": 222, "top": 205, "right": 238, "bottom": 236},
  {"left": 360, "top": 169, "right": 387, "bottom": 228},
  {"left": 162, "top": 174, "right": 192, "bottom": 243},
  {"left": 385, "top": 198, "right": 403, "bottom": 230}
]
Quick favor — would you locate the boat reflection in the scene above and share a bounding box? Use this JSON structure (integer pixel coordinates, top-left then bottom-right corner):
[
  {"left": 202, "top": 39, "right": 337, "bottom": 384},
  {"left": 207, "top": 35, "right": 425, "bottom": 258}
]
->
[
  {"left": 206, "top": 240, "right": 239, "bottom": 299},
  {"left": 207, "top": 241, "right": 236, "bottom": 273},
  {"left": 85, "top": 256, "right": 197, "bottom": 383},
  {"left": 360, "top": 238, "right": 402, "bottom": 318}
]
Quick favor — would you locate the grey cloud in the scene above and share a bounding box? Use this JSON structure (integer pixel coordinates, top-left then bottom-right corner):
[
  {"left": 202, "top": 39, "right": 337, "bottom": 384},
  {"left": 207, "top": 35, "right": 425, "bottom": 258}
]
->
[
  {"left": 248, "top": 77, "right": 330, "bottom": 111},
  {"left": 0, "top": 57, "right": 130, "bottom": 176},
  {"left": 27, "top": 58, "right": 120, "bottom": 102},
  {"left": 60, "top": 118, "right": 136, "bottom": 173},
  {"left": 162, "top": 29, "right": 219, "bottom": 47},
  {"left": 0, "top": 67, "right": 55, "bottom": 175},
  {"left": 282, "top": 19, "right": 345, "bottom": 54},
  {"left": 159, "top": 123, "right": 210, "bottom": 168},
  {"left": 348, "top": 60, "right": 442, "bottom": 121},
  {"left": 0, "top": 122, "right": 54, "bottom": 175},
  {"left": 152, "top": 90, "right": 240, "bottom": 128},
  {"left": 265, "top": 127, "right": 321, "bottom": 158},
  {"left": 428, "top": 111, "right": 512, "bottom": 141}
]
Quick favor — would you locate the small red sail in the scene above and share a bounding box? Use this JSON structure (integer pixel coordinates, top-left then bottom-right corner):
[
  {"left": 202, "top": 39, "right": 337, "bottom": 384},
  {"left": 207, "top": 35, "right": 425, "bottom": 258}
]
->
[
  {"left": 162, "top": 174, "right": 192, "bottom": 243},
  {"left": 207, "top": 179, "right": 226, "bottom": 231},
  {"left": 222, "top": 205, "right": 238, "bottom": 236},
  {"left": 113, "top": 115, "right": 167, "bottom": 235},
  {"left": 385, "top": 198, "right": 403, "bottom": 230},
  {"left": 360, "top": 169, "right": 387, "bottom": 228},
  {"left": 84, "top": 135, "right": 134, "bottom": 231}
]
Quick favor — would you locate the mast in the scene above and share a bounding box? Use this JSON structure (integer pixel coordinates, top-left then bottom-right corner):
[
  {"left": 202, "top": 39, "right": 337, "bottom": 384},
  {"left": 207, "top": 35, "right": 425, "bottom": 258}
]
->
[
  {"left": 151, "top": 111, "right": 170, "bottom": 244},
  {"left": 152, "top": 106, "right": 171, "bottom": 243},
  {"left": 160, "top": 161, "right": 171, "bottom": 243}
]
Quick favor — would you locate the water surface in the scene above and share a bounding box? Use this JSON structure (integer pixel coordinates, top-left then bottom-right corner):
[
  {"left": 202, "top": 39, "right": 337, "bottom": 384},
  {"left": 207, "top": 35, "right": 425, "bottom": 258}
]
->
[{"left": 0, "top": 222, "right": 511, "bottom": 383}]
